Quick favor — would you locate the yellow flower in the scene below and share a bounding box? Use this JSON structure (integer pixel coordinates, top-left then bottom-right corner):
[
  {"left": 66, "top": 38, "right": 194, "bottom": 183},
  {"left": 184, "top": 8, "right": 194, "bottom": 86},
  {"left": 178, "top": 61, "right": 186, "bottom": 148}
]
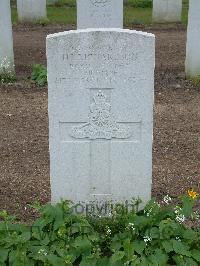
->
[{"left": 188, "top": 189, "right": 199, "bottom": 199}]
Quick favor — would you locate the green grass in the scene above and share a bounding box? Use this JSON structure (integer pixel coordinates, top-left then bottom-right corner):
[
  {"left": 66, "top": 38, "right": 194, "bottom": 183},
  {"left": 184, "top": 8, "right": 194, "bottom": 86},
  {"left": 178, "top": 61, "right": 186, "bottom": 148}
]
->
[
  {"left": 124, "top": 7, "right": 152, "bottom": 26},
  {"left": 11, "top": 0, "right": 189, "bottom": 27},
  {"left": 11, "top": 7, "right": 18, "bottom": 24},
  {"left": 11, "top": 5, "right": 76, "bottom": 25},
  {"left": 47, "top": 6, "right": 76, "bottom": 25},
  {"left": 182, "top": 5, "right": 189, "bottom": 25}
]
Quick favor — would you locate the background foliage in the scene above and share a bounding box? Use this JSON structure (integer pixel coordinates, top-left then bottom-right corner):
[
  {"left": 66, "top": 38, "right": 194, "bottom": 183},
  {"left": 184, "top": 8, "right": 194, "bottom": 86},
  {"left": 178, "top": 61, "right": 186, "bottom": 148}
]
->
[{"left": 0, "top": 195, "right": 199, "bottom": 265}]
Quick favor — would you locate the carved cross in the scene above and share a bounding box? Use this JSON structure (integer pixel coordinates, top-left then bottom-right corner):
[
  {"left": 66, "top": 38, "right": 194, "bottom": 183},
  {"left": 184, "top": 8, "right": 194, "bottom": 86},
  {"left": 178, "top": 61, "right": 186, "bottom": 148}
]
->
[{"left": 59, "top": 88, "right": 141, "bottom": 198}]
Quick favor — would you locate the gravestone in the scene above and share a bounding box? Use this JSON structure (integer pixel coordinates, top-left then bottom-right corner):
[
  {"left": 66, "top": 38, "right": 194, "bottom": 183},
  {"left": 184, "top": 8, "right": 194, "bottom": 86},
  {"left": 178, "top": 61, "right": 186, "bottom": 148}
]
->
[
  {"left": 153, "top": 0, "right": 182, "bottom": 23},
  {"left": 185, "top": 0, "right": 200, "bottom": 78},
  {"left": 77, "top": 0, "right": 123, "bottom": 29},
  {"left": 0, "top": 0, "right": 14, "bottom": 75},
  {"left": 47, "top": 29, "right": 155, "bottom": 206},
  {"left": 17, "top": 0, "right": 47, "bottom": 22}
]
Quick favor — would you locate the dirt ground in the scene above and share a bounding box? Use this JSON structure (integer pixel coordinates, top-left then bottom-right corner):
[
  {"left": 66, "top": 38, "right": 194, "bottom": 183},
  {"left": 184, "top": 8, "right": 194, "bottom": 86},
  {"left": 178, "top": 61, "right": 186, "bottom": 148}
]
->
[{"left": 0, "top": 24, "right": 199, "bottom": 221}]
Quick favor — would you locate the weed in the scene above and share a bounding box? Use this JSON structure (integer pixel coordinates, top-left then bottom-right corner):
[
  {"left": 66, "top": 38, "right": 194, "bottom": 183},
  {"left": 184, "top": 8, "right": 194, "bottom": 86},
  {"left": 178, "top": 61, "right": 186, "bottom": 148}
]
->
[{"left": 31, "top": 64, "right": 47, "bottom": 86}]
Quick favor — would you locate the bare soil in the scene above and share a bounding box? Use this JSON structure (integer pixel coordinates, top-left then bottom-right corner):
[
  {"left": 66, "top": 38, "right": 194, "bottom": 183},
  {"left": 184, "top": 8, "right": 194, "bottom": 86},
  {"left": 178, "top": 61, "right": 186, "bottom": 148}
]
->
[{"left": 0, "top": 24, "right": 199, "bottom": 221}]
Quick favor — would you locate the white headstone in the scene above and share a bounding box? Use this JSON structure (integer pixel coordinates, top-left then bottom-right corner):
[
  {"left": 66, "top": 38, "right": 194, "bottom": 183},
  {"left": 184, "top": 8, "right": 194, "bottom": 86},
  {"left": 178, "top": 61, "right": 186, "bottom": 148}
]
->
[
  {"left": 0, "top": 0, "right": 14, "bottom": 75},
  {"left": 47, "top": 29, "right": 155, "bottom": 207},
  {"left": 153, "top": 0, "right": 182, "bottom": 23},
  {"left": 17, "top": 0, "right": 47, "bottom": 22},
  {"left": 185, "top": 0, "right": 200, "bottom": 78},
  {"left": 77, "top": 0, "right": 123, "bottom": 29}
]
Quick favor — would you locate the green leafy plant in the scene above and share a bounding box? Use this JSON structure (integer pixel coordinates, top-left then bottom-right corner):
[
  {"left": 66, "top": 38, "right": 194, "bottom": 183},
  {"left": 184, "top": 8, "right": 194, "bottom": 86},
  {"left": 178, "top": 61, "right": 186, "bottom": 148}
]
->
[
  {"left": 31, "top": 64, "right": 47, "bottom": 86},
  {"left": 0, "top": 57, "right": 16, "bottom": 84},
  {"left": 0, "top": 192, "right": 199, "bottom": 265}
]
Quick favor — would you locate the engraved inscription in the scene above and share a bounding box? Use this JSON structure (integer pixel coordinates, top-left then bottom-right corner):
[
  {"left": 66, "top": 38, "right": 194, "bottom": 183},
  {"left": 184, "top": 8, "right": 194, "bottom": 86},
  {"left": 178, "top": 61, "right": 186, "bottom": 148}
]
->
[
  {"left": 61, "top": 52, "right": 140, "bottom": 84},
  {"left": 90, "top": 0, "right": 110, "bottom": 7},
  {"left": 71, "top": 90, "right": 132, "bottom": 140},
  {"left": 63, "top": 52, "right": 139, "bottom": 62}
]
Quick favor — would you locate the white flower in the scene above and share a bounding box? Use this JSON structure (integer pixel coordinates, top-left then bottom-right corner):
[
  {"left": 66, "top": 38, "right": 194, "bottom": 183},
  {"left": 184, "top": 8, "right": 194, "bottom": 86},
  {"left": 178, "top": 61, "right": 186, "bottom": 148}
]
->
[
  {"left": 143, "top": 236, "right": 152, "bottom": 243},
  {"left": 38, "top": 249, "right": 48, "bottom": 256},
  {"left": 0, "top": 57, "right": 14, "bottom": 70},
  {"left": 175, "top": 237, "right": 181, "bottom": 241},
  {"left": 156, "top": 203, "right": 161, "bottom": 208},
  {"left": 176, "top": 214, "right": 185, "bottom": 223},
  {"left": 112, "top": 210, "right": 117, "bottom": 216},
  {"left": 145, "top": 207, "right": 153, "bottom": 217},
  {"left": 163, "top": 195, "right": 172, "bottom": 204},
  {"left": 128, "top": 222, "right": 134, "bottom": 227},
  {"left": 127, "top": 223, "right": 135, "bottom": 231},
  {"left": 174, "top": 206, "right": 182, "bottom": 214},
  {"left": 106, "top": 227, "right": 111, "bottom": 235},
  {"left": 192, "top": 211, "right": 200, "bottom": 220}
]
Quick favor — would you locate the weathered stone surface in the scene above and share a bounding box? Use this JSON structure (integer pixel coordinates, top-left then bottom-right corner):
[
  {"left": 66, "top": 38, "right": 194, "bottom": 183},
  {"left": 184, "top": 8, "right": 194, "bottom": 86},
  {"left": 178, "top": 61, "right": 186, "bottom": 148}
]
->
[
  {"left": 0, "top": 0, "right": 14, "bottom": 75},
  {"left": 153, "top": 0, "right": 182, "bottom": 23},
  {"left": 77, "top": 0, "right": 123, "bottom": 29},
  {"left": 185, "top": 0, "right": 200, "bottom": 78},
  {"left": 17, "top": 0, "right": 47, "bottom": 22},
  {"left": 47, "top": 29, "right": 155, "bottom": 206}
]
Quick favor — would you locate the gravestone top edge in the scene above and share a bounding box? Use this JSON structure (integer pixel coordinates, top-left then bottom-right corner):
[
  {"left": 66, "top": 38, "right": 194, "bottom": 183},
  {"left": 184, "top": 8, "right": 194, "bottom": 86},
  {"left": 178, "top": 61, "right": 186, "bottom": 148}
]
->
[{"left": 46, "top": 28, "right": 155, "bottom": 40}]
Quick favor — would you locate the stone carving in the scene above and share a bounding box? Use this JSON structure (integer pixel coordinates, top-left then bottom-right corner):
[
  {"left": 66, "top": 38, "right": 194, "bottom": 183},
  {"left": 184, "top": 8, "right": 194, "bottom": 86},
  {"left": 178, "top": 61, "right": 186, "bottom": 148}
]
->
[
  {"left": 71, "top": 90, "right": 132, "bottom": 140},
  {"left": 77, "top": 0, "right": 123, "bottom": 29}
]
